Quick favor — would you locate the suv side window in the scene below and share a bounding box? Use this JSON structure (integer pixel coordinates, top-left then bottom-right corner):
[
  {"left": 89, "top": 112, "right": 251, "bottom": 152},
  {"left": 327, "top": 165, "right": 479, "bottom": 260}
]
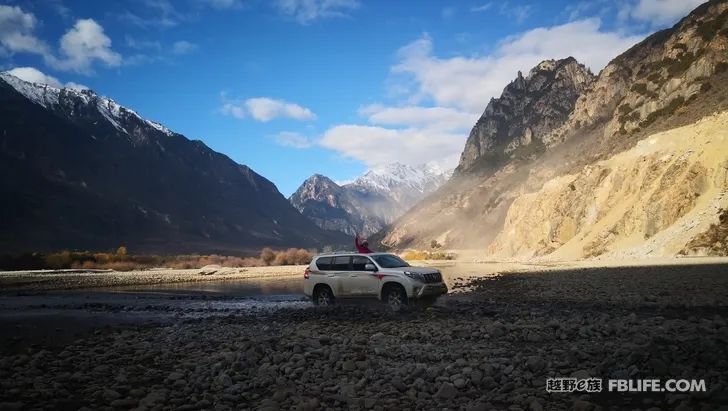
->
[
  {"left": 332, "top": 256, "right": 351, "bottom": 271},
  {"left": 351, "top": 256, "right": 372, "bottom": 270},
  {"left": 316, "top": 257, "right": 332, "bottom": 271}
]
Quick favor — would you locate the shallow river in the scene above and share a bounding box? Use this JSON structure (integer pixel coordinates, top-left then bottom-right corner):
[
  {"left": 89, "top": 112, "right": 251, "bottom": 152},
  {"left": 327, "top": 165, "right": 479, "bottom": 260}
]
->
[{"left": 0, "top": 261, "right": 525, "bottom": 351}]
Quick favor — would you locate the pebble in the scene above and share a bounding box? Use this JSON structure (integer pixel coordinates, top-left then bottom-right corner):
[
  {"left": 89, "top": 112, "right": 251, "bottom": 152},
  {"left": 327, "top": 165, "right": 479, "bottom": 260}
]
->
[
  {"left": 2, "top": 266, "right": 727, "bottom": 410},
  {"left": 435, "top": 382, "right": 459, "bottom": 399}
]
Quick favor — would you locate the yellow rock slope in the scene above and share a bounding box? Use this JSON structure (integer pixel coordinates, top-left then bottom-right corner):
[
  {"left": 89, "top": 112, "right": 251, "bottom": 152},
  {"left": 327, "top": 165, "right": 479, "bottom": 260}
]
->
[{"left": 488, "top": 111, "right": 728, "bottom": 260}]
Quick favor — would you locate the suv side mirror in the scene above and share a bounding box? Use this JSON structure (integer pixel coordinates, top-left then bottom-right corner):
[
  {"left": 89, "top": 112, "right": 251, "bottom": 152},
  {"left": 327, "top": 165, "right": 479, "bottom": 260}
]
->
[{"left": 364, "top": 263, "right": 377, "bottom": 271}]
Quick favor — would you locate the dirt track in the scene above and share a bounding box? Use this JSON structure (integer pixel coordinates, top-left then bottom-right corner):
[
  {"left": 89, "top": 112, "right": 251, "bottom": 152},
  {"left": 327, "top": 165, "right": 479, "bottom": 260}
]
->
[{"left": 1, "top": 261, "right": 727, "bottom": 410}]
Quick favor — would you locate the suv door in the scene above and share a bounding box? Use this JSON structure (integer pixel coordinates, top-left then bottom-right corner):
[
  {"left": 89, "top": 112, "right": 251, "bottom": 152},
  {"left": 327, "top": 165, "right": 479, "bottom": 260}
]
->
[
  {"left": 330, "top": 256, "right": 352, "bottom": 296},
  {"left": 350, "top": 255, "right": 380, "bottom": 296}
]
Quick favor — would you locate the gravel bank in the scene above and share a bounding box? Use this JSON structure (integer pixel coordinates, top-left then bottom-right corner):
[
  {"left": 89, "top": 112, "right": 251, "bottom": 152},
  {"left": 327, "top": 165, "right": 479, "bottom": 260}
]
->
[
  {"left": 1, "top": 262, "right": 727, "bottom": 410},
  {"left": 0, "top": 265, "right": 306, "bottom": 294}
]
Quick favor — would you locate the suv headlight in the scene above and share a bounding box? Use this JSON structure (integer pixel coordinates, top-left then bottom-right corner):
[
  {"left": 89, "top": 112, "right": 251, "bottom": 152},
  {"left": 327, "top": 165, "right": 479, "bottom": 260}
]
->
[{"left": 404, "top": 271, "right": 424, "bottom": 282}]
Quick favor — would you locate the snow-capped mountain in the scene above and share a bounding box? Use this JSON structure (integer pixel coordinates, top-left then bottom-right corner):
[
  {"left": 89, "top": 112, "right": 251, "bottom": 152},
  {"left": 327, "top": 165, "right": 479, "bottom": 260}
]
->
[
  {"left": 0, "top": 72, "right": 174, "bottom": 141},
  {"left": 290, "top": 163, "right": 452, "bottom": 237},
  {"left": 351, "top": 163, "right": 452, "bottom": 200},
  {"left": 0, "top": 72, "right": 347, "bottom": 253}
]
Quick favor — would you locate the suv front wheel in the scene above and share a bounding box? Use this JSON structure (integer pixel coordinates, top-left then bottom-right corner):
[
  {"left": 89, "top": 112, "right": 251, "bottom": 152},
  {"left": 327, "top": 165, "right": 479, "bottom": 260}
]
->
[
  {"left": 382, "top": 284, "right": 408, "bottom": 311},
  {"left": 312, "top": 285, "right": 335, "bottom": 306}
]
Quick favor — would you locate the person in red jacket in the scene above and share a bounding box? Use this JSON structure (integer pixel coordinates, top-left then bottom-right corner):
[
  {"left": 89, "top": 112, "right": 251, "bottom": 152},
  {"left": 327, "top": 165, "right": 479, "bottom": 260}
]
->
[{"left": 355, "top": 233, "right": 373, "bottom": 253}]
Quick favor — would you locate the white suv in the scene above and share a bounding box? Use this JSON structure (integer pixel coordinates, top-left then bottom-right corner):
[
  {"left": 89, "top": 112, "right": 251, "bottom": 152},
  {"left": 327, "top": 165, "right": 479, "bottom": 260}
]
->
[{"left": 303, "top": 252, "right": 448, "bottom": 309}]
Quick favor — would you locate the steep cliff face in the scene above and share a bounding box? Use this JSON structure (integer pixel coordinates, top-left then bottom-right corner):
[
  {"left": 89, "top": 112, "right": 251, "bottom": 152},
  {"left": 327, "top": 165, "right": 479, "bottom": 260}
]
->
[
  {"left": 488, "top": 112, "right": 728, "bottom": 259},
  {"left": 380, "top": 0, "right": 728, "bottom": 255},
  {"left": 290, "top": 164, "right": 451, "bottom": 236},
  {"left": 456, "top": 58, "right": 594, "bottom": 174},
  {"left": 541, "top": 0, "right": 728, "bottom": 153}
]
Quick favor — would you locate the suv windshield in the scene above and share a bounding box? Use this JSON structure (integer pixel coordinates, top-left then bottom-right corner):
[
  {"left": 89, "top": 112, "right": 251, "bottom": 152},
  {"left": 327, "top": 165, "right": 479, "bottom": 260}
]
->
[{"left": 372, "top": 254, "right": 410, "bottom": 268}]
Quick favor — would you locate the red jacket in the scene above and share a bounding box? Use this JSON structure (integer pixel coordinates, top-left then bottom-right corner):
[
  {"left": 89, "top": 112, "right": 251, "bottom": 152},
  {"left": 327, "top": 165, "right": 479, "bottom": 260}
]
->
[{"left": 355, "top": 234, "right": 373, "bottom": 253}]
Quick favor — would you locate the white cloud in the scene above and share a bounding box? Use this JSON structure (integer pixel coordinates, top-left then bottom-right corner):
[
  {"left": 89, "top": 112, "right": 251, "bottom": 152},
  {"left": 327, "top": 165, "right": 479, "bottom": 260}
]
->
[
  {"left": 197, "top": 0, "right": 244, "bottom": 9},
  {"left": 172, "top": 40, "right": 198, "bottom": 55},
  {"left": 51, "top": 19, "right": 122, "bottom": 73},
  {"left": 6, "top": 66, "right": 61, "bottom": 87},
  {"left": 359, "top": 104, "right": 477, "bottom": 131},
  {"left": 245, "top": 97, "right": 316, "bottom": 121},
  {"left": 320, "top": 125, "right": 464, "bottom": 168},
  {"left": 125, "top": 36, "right": 162, "bottom": 50},
  {"left": 220, "top": 102, "right": 247, "bottom": 119},
  {"left": 630, "top": 0, "right": 706, "bottom": 26},
  {"left": 274, "top": 0, "right": 360, "bottom": 24},
  {"left": 0, "top": 6, "right": 122, "bottom": 74},
  {"left": 392, "top": 20, "right": 642, "bottom": 112},
  {"left": 320, "top": 18, "right": 645, "bottom": 169},
  {"left": 0, "top": 5, "right": 51, "bottom": 57},
  {"left": 272, "top": 131, "right": 313, "bottom": 148},
  {"left": 5, "top": 66, "right": 89, "bottom": 90},
  {"left": 471, "top": 3, "right": 493, "bottom": 12},
  {"left": 220, "top": 96, "right": 316, "bottom": 122},
  {"left": 65, "top": 81, "right": 89, "bottom": 90},
  {"left": 318, "top": 104, "right": 475, "bottom": 169},
  {"left": 120, "top": 0, "right": 183, "bottom": 28},
  {"left": 500, "top": 3, "right": 532, "bottom": 23}
]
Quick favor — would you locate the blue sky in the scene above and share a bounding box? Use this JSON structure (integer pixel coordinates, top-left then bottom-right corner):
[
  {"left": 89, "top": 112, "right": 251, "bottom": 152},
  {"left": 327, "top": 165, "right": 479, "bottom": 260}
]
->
[{"left": 0, "top": 0, "right": 705, "bottom": 196}]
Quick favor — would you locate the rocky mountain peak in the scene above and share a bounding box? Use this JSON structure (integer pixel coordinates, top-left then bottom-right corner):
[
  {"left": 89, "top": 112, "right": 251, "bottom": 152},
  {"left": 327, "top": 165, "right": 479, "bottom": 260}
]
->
[
  {"left": 0, "top": 72, "right": 175, "bottom": 144},
  {"left": 290, "top": 174, "right": 343, "bottom": 208},
  {"left": 456, "top": 57, "right": 595, "bottom": 174},
  {"left": 289, "top": 163, "right": 452, "bottom": 236},
  {"left": 541, "top": 0, "right": 728, "bottom": 149}
]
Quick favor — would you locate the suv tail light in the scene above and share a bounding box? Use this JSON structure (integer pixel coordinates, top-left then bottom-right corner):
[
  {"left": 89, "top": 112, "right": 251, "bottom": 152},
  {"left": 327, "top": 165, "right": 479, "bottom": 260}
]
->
[{"left": 304, "top": 267, "right": 310, "bottom": 279}]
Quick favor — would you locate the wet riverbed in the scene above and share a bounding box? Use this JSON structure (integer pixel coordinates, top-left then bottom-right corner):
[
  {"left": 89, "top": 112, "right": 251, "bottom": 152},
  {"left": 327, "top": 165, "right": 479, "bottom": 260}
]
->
[{"left": 0, "top": 262, "right": 522, "bottom": 353}]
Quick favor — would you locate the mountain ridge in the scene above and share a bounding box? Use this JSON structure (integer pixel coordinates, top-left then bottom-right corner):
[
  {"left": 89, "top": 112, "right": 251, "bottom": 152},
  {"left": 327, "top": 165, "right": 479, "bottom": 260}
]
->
[
  {"left": 290, "top": 163, "right": 451, "bottom": 237},
  {"left": 379, "top": 0, "right": 728, "bottom": 257},
  {"left": 0, "top": 73, "right": 347, "bottom": 254}
]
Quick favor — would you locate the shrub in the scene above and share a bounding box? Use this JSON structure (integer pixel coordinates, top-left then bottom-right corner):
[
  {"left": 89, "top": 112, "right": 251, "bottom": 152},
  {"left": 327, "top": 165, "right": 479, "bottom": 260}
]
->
[
  {"left": 402, "top": 250, "right": 455, "bottom": 261},
  {"left": 0, "top": 248, "right": 312, "bottom": 271},
  {"left": 696, "top": 10, "right": 728, "bottom": 42},
  {"left": 260, "top": 248, "right": 276, "bottom": 266},
  {"left": 402, "top": 250, "right": 428, "bottom": 260},
  {"left": 646, "top": 71, "right": 663, "bottom": 83},
  {"left": 44, "top": 251, "right": 73, "bottom": 269},
  {"left": 294, "top": 248, "right": 312, "bottom": 264},
  {"left": 640, "top": 96, "right": 685, "bottom": 128}
]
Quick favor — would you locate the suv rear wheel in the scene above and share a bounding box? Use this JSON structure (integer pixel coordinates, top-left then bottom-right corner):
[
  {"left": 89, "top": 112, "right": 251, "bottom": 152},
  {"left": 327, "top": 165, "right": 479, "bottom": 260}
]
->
[
  {"left": 382, "top": 284, "right": 408, "bottom": 311},
  {"left": 312, "top": 285, "right": 334, "bottom": 306}
]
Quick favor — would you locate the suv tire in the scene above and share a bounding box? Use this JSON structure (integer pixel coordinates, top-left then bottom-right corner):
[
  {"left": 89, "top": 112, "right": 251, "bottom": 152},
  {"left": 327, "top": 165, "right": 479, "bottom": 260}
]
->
[
  {"left": 382, "top": 283, "right": 408, "bottom": 311},
  {"left": 312, "top": 285, "right": 335, "bottom": 307}
]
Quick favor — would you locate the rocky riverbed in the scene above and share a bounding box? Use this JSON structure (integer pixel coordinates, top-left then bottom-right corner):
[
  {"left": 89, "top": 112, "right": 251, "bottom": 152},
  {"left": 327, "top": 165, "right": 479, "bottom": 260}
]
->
[{"left": 1, "top": 262, "right": 727, "bottom": 410}]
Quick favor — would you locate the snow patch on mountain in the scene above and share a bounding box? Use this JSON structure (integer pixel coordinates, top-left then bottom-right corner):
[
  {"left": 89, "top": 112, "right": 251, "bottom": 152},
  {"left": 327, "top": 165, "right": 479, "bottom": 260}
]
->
[
  {"left": 290, "top": 163, "right": 453, "bottom": 236},
  {"left": 351, "top": 162, "right": 453, "bottom": 194},
  {"left": 0, "top": 71, "right": 175, "bottom": 137}
]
